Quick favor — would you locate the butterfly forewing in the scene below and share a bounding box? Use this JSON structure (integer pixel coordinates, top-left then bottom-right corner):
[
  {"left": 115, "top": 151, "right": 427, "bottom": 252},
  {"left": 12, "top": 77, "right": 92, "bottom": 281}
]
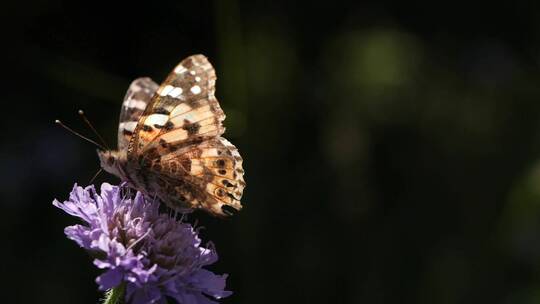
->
[
  {"left": 118, "top": 77, "right": 158, "bottom": 150},
  {"left": 124, "top": 54, "right": 244, "bottom": 216},
  {"left": 128, "top": 55, "right": 225, "bottom": 156}
]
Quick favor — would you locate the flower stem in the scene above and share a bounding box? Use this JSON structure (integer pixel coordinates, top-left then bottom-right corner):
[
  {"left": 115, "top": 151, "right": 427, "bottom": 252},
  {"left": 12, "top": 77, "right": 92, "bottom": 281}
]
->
[{"left": 102, "top": 283, "right": 125, "bottom": 304}]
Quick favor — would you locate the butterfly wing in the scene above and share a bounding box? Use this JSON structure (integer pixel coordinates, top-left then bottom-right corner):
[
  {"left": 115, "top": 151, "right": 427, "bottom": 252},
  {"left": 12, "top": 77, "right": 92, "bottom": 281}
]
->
[
  {"left": 128, "top": 55, "right": 225, "bottom": 155},
  {"left": 118, "top": 77, "right": 159, "bottom": 150},
  {"left": 127, "top": 55, "right": 245, "bottom": 216},
  {"left": 141, "top": 137, "right": 245, "bottom": 216}
]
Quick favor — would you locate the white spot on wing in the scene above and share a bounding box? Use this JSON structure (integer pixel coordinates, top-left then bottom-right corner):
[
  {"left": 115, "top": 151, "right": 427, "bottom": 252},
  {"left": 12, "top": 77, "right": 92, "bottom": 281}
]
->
[
  {"left": 190, "top": 70, "right": 196, "bottom": 75},
  {"left": 145, "top": 114, "right": 169, "bottom": 126},
  {"left": 174, "top": 64, "right": 187, "bottom": 74},
  {"left": 195, "top": 76, "right": 201, "bottom": 82},
  {"left": 190, "top": 85, "right": 201, "bottom": 94},
  {"left": 123, "top": 99, "right": 147, "bottom": 110},
  {"left": 158, "top": 85, "right": 174, "bottom": 96},
  {"left": 131, "top": 84, "right": 143, "bottom": 92},
  {"left": 119, "top": 121, "right": 137, "bottom": 132},
  {"left": 169, "top": 87, "right": 183, "bottom": 98}
]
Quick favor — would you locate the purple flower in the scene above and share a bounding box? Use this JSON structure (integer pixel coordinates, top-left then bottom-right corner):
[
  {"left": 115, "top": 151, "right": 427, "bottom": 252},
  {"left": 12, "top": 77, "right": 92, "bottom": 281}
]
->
[{"left": 53, "top": 183, "right": 232, "bottom": 304}]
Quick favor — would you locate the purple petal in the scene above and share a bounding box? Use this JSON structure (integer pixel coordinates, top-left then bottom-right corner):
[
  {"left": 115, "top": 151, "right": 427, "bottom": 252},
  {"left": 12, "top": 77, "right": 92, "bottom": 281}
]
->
[
  {"left": 126, "top": 283, "right": 163, "bottom": 304},
  {"left": 190, "top": 269, "right": 232, "bottom": 299},
  {"left": 96, "top": 268, "right": 123, "bottom": 290},
  {"left": 93, "top": 259, "right": 112, "bottom": 269},
  {"left": 64, "top": 225, "right": 93, "bottom": 249}
]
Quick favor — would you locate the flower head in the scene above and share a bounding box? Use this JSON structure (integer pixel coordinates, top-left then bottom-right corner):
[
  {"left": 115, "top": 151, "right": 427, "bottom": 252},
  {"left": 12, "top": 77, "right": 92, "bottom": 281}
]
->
[{"left": 53, "top": 183, "right": 231, "bottom": 304}]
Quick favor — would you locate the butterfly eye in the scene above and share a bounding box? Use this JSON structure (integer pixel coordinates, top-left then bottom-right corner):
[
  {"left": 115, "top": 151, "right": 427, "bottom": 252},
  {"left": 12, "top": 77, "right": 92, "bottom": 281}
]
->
[{"left": 107, "top": 156, "right": 115, "bottom": 165}]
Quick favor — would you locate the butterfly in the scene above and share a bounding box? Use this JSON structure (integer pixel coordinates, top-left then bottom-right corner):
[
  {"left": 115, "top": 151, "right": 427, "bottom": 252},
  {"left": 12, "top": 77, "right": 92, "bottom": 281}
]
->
[{"left": 97, "top": 54, "right": 245, "bottom": 217}]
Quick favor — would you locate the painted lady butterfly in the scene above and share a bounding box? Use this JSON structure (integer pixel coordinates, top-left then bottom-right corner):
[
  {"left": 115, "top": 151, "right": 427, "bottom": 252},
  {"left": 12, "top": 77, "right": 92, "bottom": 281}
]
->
[{"left": 97, "top": 55, "right": 245, "bottom": 217}]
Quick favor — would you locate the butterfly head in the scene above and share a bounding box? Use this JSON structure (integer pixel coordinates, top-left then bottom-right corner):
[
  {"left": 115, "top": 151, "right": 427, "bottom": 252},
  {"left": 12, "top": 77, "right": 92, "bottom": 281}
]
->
[{"left": 97, "top": 149, "right": 127, "bottom": 178}]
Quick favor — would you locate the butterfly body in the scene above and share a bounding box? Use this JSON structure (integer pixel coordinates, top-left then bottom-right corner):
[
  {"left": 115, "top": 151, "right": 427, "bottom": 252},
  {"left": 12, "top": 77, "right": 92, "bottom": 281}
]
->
[{"left": 97, "top": 55, "right": 245, "bottom": 217}]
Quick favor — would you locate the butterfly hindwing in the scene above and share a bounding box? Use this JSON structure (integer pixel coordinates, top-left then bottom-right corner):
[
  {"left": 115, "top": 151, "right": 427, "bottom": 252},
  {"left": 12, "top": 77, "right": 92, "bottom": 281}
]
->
[
  {"left": 140, "top": 137, "right": 245, "bottom": 217},
  {"left": 118, "top": 77, "right": 159, "bottom": 150}
]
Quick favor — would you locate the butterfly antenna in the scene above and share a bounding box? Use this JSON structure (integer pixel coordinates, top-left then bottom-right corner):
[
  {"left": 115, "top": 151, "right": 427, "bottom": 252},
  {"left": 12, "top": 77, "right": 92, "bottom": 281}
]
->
[
  {"left": 78, "top": 110, "right": 110, "bottom": 150},
  {"left": 88, "top": 168, "right": 103, "bottom": 184},
  {"left": 55, "top": 119, "right": 106, "bottom": 150}
]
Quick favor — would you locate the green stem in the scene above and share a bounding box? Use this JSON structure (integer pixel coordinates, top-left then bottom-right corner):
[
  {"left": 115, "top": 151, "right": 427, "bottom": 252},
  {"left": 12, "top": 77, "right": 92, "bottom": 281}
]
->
[{"left": 102, "top": 283, "right": 126, "bottom": 304}]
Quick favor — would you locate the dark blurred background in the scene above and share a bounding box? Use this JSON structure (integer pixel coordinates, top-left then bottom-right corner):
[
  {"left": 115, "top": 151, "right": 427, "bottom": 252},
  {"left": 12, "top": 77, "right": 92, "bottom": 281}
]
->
[{"left": 4, "top": 1, "right": 540, "bottom": 303}]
